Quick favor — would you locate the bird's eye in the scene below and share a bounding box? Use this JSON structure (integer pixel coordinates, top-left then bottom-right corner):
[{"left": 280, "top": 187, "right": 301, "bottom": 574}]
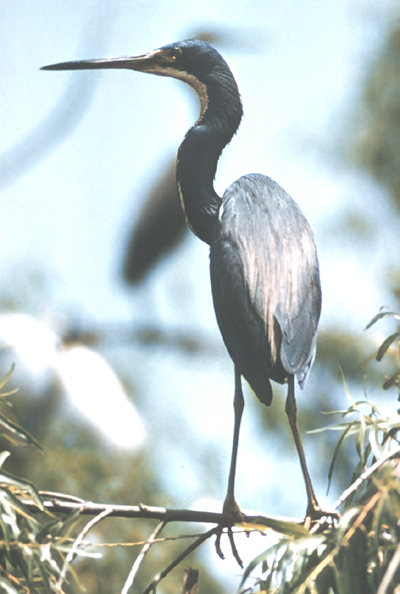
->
[{"left": 169, "top": 48, "right": 181, "bottom": 60}]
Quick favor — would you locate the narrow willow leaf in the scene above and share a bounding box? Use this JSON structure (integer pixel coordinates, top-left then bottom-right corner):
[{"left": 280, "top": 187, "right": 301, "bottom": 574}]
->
[
  {"left": 0, "top": 365, "right": 16, "bottom": 392},
  {"left": 339, "top": 367, "right": 356, "bottom": 407},
  {"left": 240, "top": 540, "right": 288, "bottom": 588},
  {"left": 0, "top": 451, "right": 11, "bottom": 467},
  {"left": 0, "top": 469, "right": 45, "bottom": 510},
  {"left": 244, "top": 516, "right": 310, "bottom": 537},
  {"left": 0, "top": 412, "right": 43, "bottom": 451},
  {"left": 383, "top": 370, "right": 400, "bottom": 390},
  {"left": 371, "top": 490, "right": 389, "bottom": 547},
  {"left": 378, "top": 418, "right": 400, "bottom": 431},
  {"left": 365, "top": 311, "right": 399, "bottom": 329},
  {"left": 369, "top": 423, "right": 383, "bottom": 460},
  {"left": 10, "top": 546, "right": 30, "bottom": 585},
  {"left": 355, "top": 415, "right": 366, "bottom": 463},
  {"left": 0, "top": 507, "right": 12, "bottom": 553},
  {"left": 376, "top": 332, "right": 400, "bottom": 361},
  {"left": 33, "top": 550, "right": 56, "bottom": 594},
  {"left": 337, "top": 507, "right": 362, "bottom": 539},
  {"left": 327, "top": 421, "right": 356, "bottom": 493},
  {"left": 0, "top": 576, "right": 20, "bottom": 594},
  {"left": 309, "top": 421, "right": 360, "bottom": 434},
  {"left": 0, "top": 487, "right": 40, "bottom": 525},
  {"left": 37, "top": 509, "right": 82, "bottom": 543}
]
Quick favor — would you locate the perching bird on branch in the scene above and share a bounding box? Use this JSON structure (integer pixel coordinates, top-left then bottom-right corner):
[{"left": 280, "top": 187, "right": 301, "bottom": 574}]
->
[{"left": 42, "top": 40, "right": 322, "bottom": 522}]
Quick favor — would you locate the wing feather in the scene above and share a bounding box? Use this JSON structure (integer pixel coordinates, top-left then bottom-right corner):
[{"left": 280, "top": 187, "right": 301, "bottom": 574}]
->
[{"left": 210, "top": 173, "right": 321, "bottom": 403}]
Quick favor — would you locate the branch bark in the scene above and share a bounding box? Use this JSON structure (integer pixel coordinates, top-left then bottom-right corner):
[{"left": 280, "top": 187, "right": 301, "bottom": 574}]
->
[
  {"left": 24, "top": 496, "right": 232, "bottom": 524},
  {"left": 23, "top": 491, "right": 302, "bottom": 527}
]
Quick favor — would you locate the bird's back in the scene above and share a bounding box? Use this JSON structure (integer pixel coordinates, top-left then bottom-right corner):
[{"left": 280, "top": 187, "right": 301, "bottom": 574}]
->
[{"left": 210, "top": 173, "right": 321, "bottom": 406}]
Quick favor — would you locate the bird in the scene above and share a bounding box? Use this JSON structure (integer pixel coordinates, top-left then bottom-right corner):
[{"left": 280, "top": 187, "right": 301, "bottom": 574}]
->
[{"left": 42, "top": 40, "right": 322, "bottom": 523}]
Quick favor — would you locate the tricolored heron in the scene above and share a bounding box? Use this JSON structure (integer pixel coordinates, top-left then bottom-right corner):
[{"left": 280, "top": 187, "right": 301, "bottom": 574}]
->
[{"left": 42, "top": 40, "right": 322, "bottom": 523}]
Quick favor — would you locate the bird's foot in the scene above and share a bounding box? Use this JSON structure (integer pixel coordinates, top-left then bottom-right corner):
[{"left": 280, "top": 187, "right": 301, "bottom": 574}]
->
[
  {"left": 215, "top": 496, "right": 244, "bottom": 567},
  {"left": 304, "top": 502, "right": 340, "bottom": 532}
]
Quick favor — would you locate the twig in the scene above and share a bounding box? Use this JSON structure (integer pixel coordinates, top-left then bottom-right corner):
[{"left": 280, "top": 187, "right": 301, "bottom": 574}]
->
[
  {"left": 40, "top": 490, "right": 85, "bottom": 503},
  {"left": 376, "top": 541, "right": 400, "bottom": 594},
  {"left": 311, "top": 445, "right": 400, "bottom": 534},
  {"left": 27, "top": 496, "right": 295, "bottom": 527},
  {"left": 56, "top": 506, "right": 113, "bottom": 593},
  {"left": 142, "top": 526, "right": 220, "bottom": 594},
  {"left": 28, "top": 497, "right": 231, "bottom": 524},
  {"left": 121, "top": 521, "right": 166, "bottom": 594},
  {"left": 333, "top": 445, "right": 400, "bottom": 508},
  {"left": 341, "top": 491, "right": 381, "bottom": 546},
  {"left": 297, "top": 493, "right": 381, "bottom": 594}
]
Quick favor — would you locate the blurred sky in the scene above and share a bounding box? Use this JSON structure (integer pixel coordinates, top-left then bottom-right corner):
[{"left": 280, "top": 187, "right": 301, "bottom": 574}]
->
[{"left": 1, "top": 0, "right": 399, "bottom": 585}]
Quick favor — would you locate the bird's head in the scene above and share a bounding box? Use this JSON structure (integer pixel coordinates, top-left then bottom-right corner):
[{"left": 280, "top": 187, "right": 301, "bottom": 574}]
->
[
  {"left": 41, "top": 40, "right": 241, "bottom": 122},
  {"left": 42, "top": 40, "right": 227, "bottom": 83}
]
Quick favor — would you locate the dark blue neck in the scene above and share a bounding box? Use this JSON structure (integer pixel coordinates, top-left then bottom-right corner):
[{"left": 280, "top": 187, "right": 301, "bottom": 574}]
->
[{"left": 176, "top": 75, "right": 243, "bottom": 245}]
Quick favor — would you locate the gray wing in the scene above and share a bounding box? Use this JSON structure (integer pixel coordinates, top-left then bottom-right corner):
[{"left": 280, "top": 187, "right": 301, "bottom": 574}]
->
[{"left": 210, "top": 173, "right": 321, "bottom": 403}]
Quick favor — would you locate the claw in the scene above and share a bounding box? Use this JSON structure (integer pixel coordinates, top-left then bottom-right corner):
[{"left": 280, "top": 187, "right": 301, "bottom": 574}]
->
[
  {"left": 227, "top": 527, "right": 243, "bottom": 567},
  {"left": 214, "top": 497, "right": 244, "bottom": 567},
  {"left": 215, "top": 530, "right": 225, "bottom": 560},
  {"left": 214, "top": 526, "right": 243, "bottom": 567}
]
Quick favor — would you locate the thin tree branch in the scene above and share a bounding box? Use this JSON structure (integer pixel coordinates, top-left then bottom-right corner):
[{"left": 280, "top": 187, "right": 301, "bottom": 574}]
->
[
  {"left": 376, "top": 541, "right": 400, "bottom": 594},
  {"left": 310, "top": 444, "right": 400, "bottom": 534},
  {"left": 56, "top": 506, "right": 113, "bottom": 592},
  {"left": 333, "top": 445, "right": 400, "bottom": 509},
  {"left": 142, "top": 526, "right": 220, "bottom": 594},
  {"left": 25, "top": 494, "right": 300, "bottom": 527},
  {"left": 121, "top": 521, "right": 166, "bottom": 594},
  {"left": 26, "top": 497, "right": 233, "bottom": 524}
]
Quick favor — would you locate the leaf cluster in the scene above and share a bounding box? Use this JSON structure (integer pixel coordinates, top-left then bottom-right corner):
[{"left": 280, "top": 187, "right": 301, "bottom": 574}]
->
[
  {"left": 366, "top": 310, "right": 400, "bottom": 392},
  {"left": 354, "top": 17, "right": 400, "bottom": 214},
  {"left": 0, "top": 367, "right": 92, "bottom": 594}
]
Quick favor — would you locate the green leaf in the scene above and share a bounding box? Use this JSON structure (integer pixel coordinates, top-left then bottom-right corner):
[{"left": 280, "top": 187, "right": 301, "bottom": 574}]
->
[
  {"left": 240, "top": 540, "right": 287, "bottom": 589},
  {"left": 383, "top": 370, "right": 400, "bottom": 390},
  {"left": 327, "top": 421, "right": 356, "bottom": 493},
  {"left": 0, "top": 364, "right": 16, "bottom": 392},
  {"left": 376, "top": 332, "right": 400, "bottom": 361},
  {"left": 243, "top": 515, "right": 310, "bottom": 537},
  {"left": 0, "top": 451, "right": 11, "bottom": 467},
  {"left": 309, "top": 421, "right": 360, "bottom": 434},
  {"left": 339, "top": 367, "right": 356, "bottom": 407},
  {"left": 0, "top": 412, "right": 44, "bottom": 451},
  {"left": 0, "top": 468, "right": 45, "bottom": 511},
  {"left": 0, "top": 576, "right": 20, "bottom": 594},
  {"left": 368, "top": 423, "right": 383, "bottom": 460},
  {"left": 355, "top": 414, "right": 366, "bottom": 462},
  {"left": 0, "top": 504, "right": 12, "bottom": 553},
  {"left": 365, "top": 311, "right": 400, "bottom": 329},
  {"left": 0, "top": 486, "right": 39, "bottom": 525}
]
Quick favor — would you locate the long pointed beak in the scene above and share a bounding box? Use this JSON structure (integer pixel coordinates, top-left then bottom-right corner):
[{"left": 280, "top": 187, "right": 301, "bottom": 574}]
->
[{"left": 41, "top": 49, "right": 164, "bottom": 73}]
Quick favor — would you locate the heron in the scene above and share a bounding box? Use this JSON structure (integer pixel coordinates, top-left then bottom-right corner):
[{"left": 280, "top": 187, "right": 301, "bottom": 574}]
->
[{"left": 42, "top": 40, "right": 322, "bottom": 524}]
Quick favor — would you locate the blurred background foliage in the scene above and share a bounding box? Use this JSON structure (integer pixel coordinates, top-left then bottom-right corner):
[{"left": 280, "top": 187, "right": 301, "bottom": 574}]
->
[
  {"left": 353, "top": 16, "right": 400, "bottom": 216},
  {"left": 2, "top": 3, "right": 400, "bottom": 593}
]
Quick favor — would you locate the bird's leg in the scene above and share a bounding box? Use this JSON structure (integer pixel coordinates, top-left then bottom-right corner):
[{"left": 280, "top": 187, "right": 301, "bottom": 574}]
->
[
  {"left": 285, "top": 375, "right": 321, "bottom": 523},
  {"left": 215, "top": 366, "right": 244, "bottom": 567},
  {"left": 223, "top": 365, "right": 245, "bottom": 521}
]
